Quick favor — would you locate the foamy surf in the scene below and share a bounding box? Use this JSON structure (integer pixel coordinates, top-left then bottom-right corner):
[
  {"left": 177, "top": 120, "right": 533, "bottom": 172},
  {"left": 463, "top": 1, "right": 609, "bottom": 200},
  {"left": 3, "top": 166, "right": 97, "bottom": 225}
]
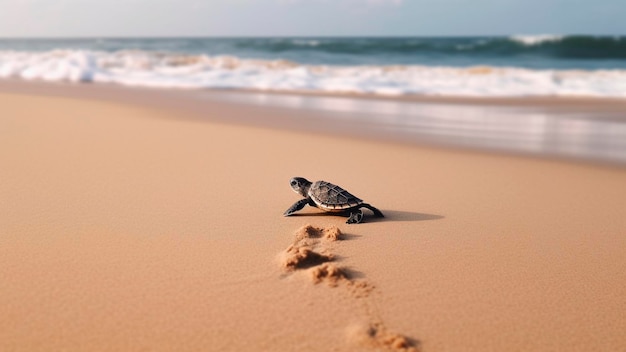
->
[
  {"left": 509, "top": 34, "right": 565, "bottom": 46},
  {"left": 2, "top": 49, "right": 626, "bottom": 98}
]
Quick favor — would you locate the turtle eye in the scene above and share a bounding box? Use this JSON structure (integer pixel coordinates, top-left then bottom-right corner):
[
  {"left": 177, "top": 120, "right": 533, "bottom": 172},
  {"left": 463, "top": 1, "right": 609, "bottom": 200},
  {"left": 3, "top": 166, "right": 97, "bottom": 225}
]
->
[{"left": 290, "top": 180, "right": 298, "bottom": 187}]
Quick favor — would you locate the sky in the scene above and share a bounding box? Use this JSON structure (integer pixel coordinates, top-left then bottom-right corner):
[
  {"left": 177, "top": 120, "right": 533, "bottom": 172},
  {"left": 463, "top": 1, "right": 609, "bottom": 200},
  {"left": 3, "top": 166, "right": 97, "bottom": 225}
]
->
[{"left": 0, "top": 0, "right": 624, "bottom": 37}]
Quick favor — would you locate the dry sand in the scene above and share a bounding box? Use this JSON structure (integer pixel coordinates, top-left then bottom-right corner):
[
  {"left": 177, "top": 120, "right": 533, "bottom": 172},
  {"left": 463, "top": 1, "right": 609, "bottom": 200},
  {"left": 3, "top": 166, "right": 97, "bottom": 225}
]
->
[{"left": 1, "top": 86, "right": 625, "bottom": 351}]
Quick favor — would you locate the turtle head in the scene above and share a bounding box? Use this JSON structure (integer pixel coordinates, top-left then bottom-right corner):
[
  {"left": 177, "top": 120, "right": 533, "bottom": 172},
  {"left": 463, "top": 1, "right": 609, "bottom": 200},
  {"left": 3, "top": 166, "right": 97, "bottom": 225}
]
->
[{"left": 289, "top": 177, "right": 312, "bottom": 198}]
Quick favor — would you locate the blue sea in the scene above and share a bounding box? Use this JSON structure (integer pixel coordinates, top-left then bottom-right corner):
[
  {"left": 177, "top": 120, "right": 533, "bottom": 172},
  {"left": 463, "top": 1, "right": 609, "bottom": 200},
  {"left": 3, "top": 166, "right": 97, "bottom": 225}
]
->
[{"left": 1, "top": 36, "right": 625, "bottom": 97}]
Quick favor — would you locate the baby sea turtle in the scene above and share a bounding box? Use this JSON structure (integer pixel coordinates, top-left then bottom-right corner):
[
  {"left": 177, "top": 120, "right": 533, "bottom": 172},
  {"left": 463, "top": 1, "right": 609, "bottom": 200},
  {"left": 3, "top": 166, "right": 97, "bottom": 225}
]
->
[{"left": 284, "top": 177, "right": 384, "bottom": 224}]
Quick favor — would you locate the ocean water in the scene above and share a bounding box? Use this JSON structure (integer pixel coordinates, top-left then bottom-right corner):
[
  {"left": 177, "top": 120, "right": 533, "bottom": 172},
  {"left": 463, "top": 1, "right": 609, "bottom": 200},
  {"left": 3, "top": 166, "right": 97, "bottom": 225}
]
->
[
  {"left": 215, "top": 91, "right": 626, "bottom": 164},
  {"left": 1, "top": 36, "right": 626, "bottom": 97}
]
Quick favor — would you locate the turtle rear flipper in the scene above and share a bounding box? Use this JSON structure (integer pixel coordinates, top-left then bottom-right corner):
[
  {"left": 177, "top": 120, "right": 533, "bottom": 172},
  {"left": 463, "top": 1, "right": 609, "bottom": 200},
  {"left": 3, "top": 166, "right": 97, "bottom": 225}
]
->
[
  {"left": 346, "top": 209, "right": 364, "bottom": 224},
  {"left": 361, "top": 203, "right": 384, "bottom": 217}
]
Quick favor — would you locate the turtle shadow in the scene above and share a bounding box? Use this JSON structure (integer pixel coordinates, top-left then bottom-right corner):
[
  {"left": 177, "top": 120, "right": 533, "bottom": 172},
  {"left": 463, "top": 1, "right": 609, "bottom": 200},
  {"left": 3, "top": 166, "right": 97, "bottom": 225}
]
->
[
  {"left": 286, "top": 210, "right": 443, "bottom": 223},
  {"left": 288, "top": 212, "right": 341, "bottom": 218},
  {"left": 368, "top": 210, "right": 444, "bottom": 223},
  {"left": 287, "top": 212, "right": 360, "bottom": 224}
]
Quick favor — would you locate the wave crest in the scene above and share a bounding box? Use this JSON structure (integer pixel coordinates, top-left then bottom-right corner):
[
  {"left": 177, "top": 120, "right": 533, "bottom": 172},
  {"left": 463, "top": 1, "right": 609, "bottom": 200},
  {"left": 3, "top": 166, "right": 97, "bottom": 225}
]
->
[
  {"left": 509, "top": 35, "right": 564, "bottom": 46},
  {"left": 1, "top": 49, "right": 626, "bottom": 97}
]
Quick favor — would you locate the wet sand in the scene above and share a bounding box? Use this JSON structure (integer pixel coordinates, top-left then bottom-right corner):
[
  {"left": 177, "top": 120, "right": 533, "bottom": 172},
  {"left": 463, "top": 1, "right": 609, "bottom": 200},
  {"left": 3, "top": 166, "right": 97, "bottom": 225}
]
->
[{"left": 1, "top": 84, "right": 625, "bottom": 351}]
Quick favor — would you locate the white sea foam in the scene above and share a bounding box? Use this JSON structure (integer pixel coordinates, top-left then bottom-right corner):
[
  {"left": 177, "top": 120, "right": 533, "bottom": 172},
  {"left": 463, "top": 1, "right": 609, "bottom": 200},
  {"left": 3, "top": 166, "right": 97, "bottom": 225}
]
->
[
  {"left": 509, "top": 34, "right": 564, "bottom": 46},
  {"left": 1, "top": 49, "right": 625, "bottom": 98}
]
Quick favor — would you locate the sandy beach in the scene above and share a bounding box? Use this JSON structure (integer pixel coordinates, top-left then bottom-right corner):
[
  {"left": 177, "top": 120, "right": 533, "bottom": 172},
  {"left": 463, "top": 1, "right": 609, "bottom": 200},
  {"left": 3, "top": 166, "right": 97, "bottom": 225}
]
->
[{"left": 1, "top": 84, "right": 625, "bottom": 351}]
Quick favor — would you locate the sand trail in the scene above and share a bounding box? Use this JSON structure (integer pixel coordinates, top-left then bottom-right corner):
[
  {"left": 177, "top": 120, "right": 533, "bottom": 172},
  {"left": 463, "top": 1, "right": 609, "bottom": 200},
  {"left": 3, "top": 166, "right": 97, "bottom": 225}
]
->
[{"left": 279, "top": 225, "right": 419, "bottom": 351}]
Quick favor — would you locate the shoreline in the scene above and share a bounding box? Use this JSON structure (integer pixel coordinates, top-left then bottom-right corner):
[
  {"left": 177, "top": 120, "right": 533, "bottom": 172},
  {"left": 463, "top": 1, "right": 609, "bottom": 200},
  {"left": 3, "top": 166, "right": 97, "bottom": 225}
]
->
[
  {"left": 2, "top": 79, "right": 625, "bottom": 168},
  {"left": 4, "top": 78, "right": 626, "bottom": 108}
]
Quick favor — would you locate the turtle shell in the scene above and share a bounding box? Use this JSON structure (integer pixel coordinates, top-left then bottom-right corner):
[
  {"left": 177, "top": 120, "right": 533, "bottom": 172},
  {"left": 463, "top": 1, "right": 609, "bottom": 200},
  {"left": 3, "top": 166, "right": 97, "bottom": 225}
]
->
[{"left": 308, "top": 181, "right": 363, "bottom": 212}]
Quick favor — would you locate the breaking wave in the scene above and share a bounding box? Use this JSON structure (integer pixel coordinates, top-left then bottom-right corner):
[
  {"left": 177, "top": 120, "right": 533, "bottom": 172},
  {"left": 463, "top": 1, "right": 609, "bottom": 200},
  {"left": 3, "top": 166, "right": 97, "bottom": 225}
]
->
[{"left": 1, "top": 49, "right": 626, "bottom": 97}]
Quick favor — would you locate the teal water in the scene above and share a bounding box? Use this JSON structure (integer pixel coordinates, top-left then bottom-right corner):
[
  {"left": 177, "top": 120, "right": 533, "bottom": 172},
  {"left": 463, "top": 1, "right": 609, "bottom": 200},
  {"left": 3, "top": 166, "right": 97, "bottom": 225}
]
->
[{"left": 1, "top": 36, "right": 625, "bottom": 69}]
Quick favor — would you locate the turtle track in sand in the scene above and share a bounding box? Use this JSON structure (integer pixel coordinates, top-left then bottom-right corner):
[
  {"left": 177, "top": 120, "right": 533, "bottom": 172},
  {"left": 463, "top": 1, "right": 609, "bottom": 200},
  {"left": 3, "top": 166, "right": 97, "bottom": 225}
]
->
[{"left": 279, "top": 225, "right": 419, "bottom": 352}]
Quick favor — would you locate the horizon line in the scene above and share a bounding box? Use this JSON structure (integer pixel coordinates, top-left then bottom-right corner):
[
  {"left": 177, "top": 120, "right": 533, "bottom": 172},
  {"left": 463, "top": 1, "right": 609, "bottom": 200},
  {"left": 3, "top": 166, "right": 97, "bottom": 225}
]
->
[{"left": 0, "top": 33, "right": 623, "bottom": 40}]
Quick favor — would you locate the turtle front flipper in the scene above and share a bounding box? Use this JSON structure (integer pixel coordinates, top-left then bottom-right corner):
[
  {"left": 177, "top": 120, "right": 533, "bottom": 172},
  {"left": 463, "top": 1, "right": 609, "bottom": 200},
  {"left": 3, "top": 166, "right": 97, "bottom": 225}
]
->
[
  {"left": 346, "top": 209, "right": 364, "bottom": 224},
  {"left": 284, "top": 198, "right": 310, "bottom": 216}
]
